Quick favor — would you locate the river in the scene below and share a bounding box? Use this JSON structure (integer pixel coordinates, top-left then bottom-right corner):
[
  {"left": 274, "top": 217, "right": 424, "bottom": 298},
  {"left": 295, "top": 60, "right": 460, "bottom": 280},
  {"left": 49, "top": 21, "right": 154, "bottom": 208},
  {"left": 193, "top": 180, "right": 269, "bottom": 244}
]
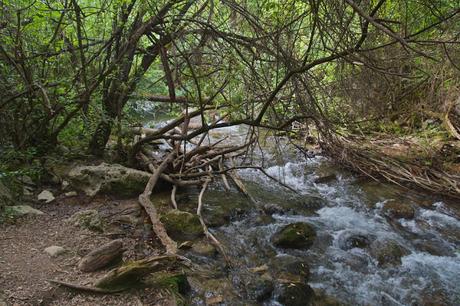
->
[{"left": 147, "top": 118, "right": 460, "bottom": 305}]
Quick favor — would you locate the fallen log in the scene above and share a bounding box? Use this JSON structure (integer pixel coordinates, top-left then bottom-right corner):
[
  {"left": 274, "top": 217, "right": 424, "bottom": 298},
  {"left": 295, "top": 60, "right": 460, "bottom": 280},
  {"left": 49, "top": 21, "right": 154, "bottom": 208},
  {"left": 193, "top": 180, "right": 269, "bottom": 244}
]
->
[
  {"left": 78, "top": 239, "right": 124, "bottom": 272},
  {"left": 49, "top": 255, "right": 191, "bottom": 293}
]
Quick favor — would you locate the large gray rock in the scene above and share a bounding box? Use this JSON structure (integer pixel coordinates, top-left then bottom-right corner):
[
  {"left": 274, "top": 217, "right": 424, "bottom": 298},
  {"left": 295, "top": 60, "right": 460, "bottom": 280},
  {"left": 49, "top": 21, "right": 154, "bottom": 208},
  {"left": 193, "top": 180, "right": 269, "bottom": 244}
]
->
[{"left": 67, "top": 163, "right": 151, "bottom": 197}]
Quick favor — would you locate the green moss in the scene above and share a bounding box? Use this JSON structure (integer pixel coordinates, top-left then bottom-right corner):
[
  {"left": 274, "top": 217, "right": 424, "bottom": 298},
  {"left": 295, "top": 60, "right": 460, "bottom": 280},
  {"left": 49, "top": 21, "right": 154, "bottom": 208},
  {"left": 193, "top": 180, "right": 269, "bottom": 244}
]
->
[
  {"left": 103, "top": 178, "right": 147, "bottom": 198},
  {"left": 272, "top": 222, "right": 316, "bottom": 249},
  {"left": 95, "top": 261, "right": 153, "bottom": 291},
  {"left": 160, "top": 210, "right": 204, "bottom": 241},
  {"left": 146, "top": 272, "right": 190, "bottom": 294}
]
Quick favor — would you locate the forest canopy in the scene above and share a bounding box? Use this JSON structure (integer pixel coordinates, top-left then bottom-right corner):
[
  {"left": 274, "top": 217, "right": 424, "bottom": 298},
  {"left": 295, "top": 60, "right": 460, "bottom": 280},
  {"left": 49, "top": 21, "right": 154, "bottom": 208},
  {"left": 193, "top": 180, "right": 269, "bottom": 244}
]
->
[{"left": 1, "top": 0, "right": 459, "bottom": 186}]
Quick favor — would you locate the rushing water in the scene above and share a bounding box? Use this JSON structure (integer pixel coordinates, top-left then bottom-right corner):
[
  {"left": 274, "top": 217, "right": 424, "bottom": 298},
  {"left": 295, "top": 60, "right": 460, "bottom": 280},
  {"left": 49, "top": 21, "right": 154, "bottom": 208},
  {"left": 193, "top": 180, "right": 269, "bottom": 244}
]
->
[{"left": 148, "top": 119, "right": 460, "bottom": 305}]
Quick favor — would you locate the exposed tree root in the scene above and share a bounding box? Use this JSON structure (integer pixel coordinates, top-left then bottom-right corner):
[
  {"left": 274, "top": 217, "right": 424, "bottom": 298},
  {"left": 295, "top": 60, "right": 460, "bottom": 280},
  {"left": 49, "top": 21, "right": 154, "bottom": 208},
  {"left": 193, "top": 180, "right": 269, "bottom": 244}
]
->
[{"left": 139, "top": 152, "right": 178, "bottom": 254}]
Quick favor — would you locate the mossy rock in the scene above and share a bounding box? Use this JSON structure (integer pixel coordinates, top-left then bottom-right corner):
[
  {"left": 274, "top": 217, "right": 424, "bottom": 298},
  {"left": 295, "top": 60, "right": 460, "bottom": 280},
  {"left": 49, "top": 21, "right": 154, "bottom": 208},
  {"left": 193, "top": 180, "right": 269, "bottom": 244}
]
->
[
  {"left": 68, "top": 163, "right": 169, "bottom": 197},
  {"left": 190, "top": 240, "right": 217, "bottom": 257},
  {"left": 68, "top": 209, "right": 104, "bottom": 232},
  {"left": 160, "top": 210, "right": 204, "bottom": 241},
  {"left": 145, "top": 271, "right": 191, "bottom": 295},
  {"left": 277, "top": 282, "right": 316, "bottom": 306},
  {"left": 382, "top": 200, "right": 415, "bottom": 219},
  {"left": 270, "top": 255, "right": 310, "bottom": 283},
  {"left": 272, "top": 222, "right": 316, "bottom": 249},
  {"left": 369, "top": 239, "right": 410, "bottom": 267}
]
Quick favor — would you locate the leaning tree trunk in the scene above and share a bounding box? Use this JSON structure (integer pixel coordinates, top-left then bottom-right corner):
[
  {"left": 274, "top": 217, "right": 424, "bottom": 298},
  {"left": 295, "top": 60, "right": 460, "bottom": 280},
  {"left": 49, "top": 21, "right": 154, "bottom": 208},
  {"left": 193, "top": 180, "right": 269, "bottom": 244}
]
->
[{"left": 88, "top": 117, "right": 114, "bottom": 157}]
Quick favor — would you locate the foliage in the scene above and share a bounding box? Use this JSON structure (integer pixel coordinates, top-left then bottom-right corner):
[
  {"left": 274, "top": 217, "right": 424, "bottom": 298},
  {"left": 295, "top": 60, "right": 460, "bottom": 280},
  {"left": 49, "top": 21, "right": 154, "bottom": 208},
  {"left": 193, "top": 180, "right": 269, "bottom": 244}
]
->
[{"left": 0, "top": 0, "right": 459, "bottom": 161}]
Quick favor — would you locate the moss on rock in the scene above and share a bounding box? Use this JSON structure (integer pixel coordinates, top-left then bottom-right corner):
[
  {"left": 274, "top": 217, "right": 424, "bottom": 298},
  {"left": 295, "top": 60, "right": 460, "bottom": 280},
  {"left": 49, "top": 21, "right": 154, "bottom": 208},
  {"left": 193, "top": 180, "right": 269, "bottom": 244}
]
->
[
  {"left": 382, "top": 200, "right": 415, "bottom": 219},
  {"left": 68, "top": 209, "right": 104, "bottom": 232},
  {"left": 160, "top": 210, "right": 204, "bottom": 241},
  {"left": 370, "top": 239, "right": 410, "bottom": 267},
  {"left": 272, "top": 222, "right": 316, "bottom": 249}
]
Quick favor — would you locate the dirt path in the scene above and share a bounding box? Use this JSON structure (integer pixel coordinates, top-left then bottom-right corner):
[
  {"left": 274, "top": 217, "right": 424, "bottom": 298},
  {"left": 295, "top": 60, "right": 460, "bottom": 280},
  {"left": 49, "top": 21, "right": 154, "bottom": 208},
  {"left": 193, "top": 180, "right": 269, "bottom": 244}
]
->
[{"left": 0, "top": 194, "right": 173, "bottom": 306}]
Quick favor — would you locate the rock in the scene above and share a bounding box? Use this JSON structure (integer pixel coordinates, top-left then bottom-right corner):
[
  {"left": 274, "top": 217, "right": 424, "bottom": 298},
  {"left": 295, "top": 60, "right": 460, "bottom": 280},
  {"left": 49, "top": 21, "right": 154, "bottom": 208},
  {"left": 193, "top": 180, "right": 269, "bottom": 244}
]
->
[
  {"left": 418, "top": 288, "right": 450, "bottom": 306},
  {"left": 8, "top": 205, "right": 44, "bottom": 216},
  {"left": 37, "top": 190, "right": 55, "bottom": 203},
  {"left": 255, "top": 214, "right": 275, "bottom": 225},
  {"left": 263, "top": 203, "right": 284, "bottom": 215},
  {"left": 160, "top": 210, "right": 203, "bottom": 241},
  {"left": 44, "top": 246, "right": 66, "bottom": 257},
  {"left": 268, "top": 195, "right": 327, "bottom": 216},
  {"left": 190, "top": 240, "right": 217, "bottom": 257},
  {"left": 246, "top": 276, "right": 274, "bottom": 302},
  {"left": 177, "top": 189, "right": 250, "bottom": 227},
  {"left": 337, "top": 231, "right": 372, "bottom": 250},
  {"left": 314, "top": 174, "right": 337, "bottom": 184},
  {"left": 145, "top": 272, "right": 191, "bottom": 295},
  {"left": 277, "top": 282, "right": 316, "bottom": 306},
  {"left": 78, "top": 239, "right": 124, "bottom": 272},
  {"left": 68, "top": 209, "right": 104, "bottom": 232},
  {"left": 61, "top": 180, "right": 70, "bottom": 190},
  {"left": 270, "top": 255, "right": 310, "bottom": 283},
  {"left": 67, "top": 163, "right": 155, "bottom": 197},
  {"left": 188, "top": 275, "right": 240, "bottom": 304},
  {"left": 272, "top": 222, "right": 316, "bottom": 249},
  {"left": 369, "top": 239, "right": 410, "bottom": 267},
  {"left": 413, "top": 239, "right": 455, "bottom": 257},
  {"left": 382, "top": 200, "right": 415, "bottom": 219},
  {"left": 23, "top": 186, "right": 34, "bottom": 196},
  {"left": 64, "top": 191, "right": 77, "bottom": 197},
  {"left": 312, "top": 289, "right": 344, "bottom": 306}
]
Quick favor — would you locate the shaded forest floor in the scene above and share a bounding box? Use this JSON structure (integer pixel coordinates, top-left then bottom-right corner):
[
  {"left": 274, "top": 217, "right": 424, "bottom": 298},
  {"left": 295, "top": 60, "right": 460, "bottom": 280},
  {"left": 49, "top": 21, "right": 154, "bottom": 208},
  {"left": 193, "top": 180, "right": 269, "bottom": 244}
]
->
[{"left": 0, "top": 194, "right": 175, "bottom": 306}]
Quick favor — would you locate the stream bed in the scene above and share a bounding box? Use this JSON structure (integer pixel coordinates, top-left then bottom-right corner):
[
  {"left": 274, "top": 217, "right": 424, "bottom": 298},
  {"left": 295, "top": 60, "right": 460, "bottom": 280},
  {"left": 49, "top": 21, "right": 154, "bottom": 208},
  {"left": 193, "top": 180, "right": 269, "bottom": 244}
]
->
[{"left": 148, "top": 120, "right": 460, "bottom": 305}]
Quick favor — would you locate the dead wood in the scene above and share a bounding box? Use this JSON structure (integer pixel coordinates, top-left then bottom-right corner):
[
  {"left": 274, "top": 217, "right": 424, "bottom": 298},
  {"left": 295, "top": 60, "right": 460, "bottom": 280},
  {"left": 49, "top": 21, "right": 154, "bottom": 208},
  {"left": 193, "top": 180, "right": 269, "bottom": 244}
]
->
[
  {"left": 78, "top": 239, "right": 124, "bottom": 272},
  {"left": 139, "top": 152, "right": 178, "bottom": 254}
]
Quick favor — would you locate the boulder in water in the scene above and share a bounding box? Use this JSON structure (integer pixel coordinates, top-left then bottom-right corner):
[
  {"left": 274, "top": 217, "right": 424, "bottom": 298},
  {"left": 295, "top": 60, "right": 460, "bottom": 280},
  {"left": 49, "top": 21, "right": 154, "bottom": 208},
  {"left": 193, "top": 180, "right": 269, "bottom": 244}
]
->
[
  {"left": 369, "top": 239, "right": 409, "bottom": 267},
  {"left": 246, "top": 275, "right": 274, "bottom": 302},
  {"left": 413, "top": 239, "right": 455, "bottom": 257},
  {"left": 272, "top": 222, "right": 316, "bottom": 249},
  {"left": 337, "top": 230, "right": 372, "bottom": 250},
  {"left": 276, "top": 282, "right": 316, "bottom": 306},
  {"left": 160, "top": 210, "right": 203, "bottom": 241},
  {"left": 190, "top": 240, "right": 217, "bottom": 257},
  {"left": 382, "top": 200, "right": 415, "bottom": 219},
  {"left": 270, "top": 255, "right": 310, "bottom": 283}
]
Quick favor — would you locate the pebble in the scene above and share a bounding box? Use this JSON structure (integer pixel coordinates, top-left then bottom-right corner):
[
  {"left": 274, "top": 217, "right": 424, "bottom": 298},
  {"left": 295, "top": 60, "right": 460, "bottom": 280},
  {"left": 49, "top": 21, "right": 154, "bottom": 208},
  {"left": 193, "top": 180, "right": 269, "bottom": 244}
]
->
[{"left": 44, "top": 246, "right": 66, "bottom": 257}]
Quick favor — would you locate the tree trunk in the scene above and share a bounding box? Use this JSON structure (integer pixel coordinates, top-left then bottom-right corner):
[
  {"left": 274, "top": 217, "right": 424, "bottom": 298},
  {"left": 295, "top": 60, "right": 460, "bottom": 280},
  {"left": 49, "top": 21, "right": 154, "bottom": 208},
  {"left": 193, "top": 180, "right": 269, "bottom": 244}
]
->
[{"left": 88, "top": 117, "right": 114, "bottom": 156}]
